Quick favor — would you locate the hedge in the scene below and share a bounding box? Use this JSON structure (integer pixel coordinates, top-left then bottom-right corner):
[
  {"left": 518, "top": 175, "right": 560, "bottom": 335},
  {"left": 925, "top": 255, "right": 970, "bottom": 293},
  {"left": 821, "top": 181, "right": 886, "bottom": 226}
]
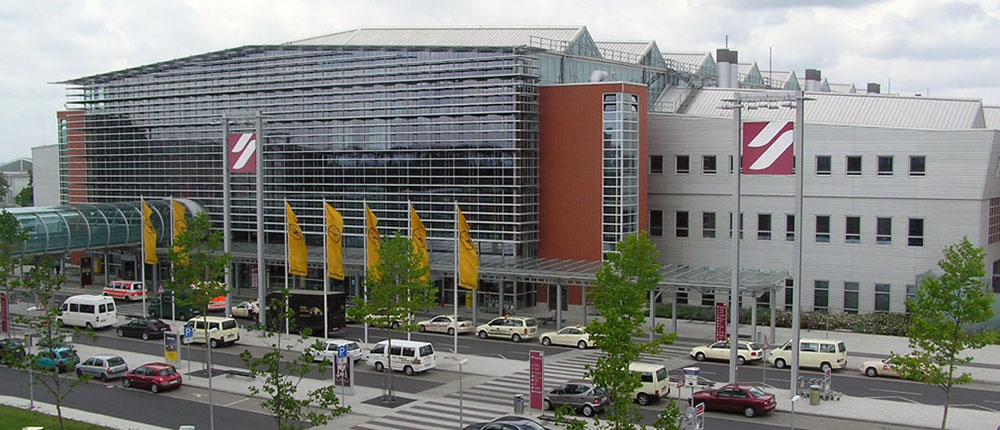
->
[{"left": 654, "top": 304, "right": 910, "bottom": 336}]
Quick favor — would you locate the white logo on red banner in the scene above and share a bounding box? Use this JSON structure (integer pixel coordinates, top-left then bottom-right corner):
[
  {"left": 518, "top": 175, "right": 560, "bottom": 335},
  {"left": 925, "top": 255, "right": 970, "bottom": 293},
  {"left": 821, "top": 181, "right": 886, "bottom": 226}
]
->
[
  {"left": 228, "top": 133, "right": 257, "bottom": 174},
  {"left": 743, "top": 121, "right": 794, "bottom": 175}
]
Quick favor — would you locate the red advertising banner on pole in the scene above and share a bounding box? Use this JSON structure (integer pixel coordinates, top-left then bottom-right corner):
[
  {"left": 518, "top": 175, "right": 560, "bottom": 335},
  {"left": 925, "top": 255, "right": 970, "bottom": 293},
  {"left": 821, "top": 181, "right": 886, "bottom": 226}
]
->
[
  {"left": 529, "top": 350, "right": 544, "bottom": 410},
  {"left": 228, "top": 133, "right": 257, "bottom": 174},
  {"left": 743, "top": 121, "right": 794, "bottom": 175},
  {"left": 714, "top": 302, "right": 727, "bottom": 341},
  {"left": 1, "top": 292, "right": 8, "bottom": 334}
]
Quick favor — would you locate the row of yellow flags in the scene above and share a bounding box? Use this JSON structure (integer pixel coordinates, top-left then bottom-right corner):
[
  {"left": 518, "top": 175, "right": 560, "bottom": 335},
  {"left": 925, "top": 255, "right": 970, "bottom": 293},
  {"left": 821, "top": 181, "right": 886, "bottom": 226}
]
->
[{"left": 141, "top": 198, "right": 186, "bottom": 266}]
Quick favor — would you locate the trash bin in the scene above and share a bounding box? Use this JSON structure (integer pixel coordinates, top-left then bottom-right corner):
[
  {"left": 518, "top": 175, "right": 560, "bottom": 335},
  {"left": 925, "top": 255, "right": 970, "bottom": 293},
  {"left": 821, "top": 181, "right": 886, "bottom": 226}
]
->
[
  {"left": 513, "top": 394, "right": 524, "bottom": 414},
  {"left": 809, "top": 385, "right": 821, "bottom": 406}
]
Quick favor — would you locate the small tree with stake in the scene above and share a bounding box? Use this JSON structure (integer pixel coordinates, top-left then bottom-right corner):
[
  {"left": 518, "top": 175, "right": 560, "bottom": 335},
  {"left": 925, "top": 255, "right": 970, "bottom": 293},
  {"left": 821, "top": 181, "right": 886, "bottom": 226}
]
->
[
  {"left": 347, "top": 232, "right": 436, "bottom": 402},
  {"left": 0, "top": 209, "right": 28, "bottom": 339},
  {"left": 893, "top": 236, "right": 996, "bottom": 430},
  {"left": 239, "top": 287, "right": 349, "bottom": 430}
]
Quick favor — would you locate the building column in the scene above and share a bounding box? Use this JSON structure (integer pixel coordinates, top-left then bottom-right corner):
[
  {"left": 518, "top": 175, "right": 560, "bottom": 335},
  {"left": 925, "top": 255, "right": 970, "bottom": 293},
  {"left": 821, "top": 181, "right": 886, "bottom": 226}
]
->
[
  {"left": 751, "top": 294, "right": 758, "bottom": 342},
  {"left": 672, "top": 289, "right": 678, "bottom": 334},
  {"left": 582, "top": 285, "right": 587, "bottom": 325}
]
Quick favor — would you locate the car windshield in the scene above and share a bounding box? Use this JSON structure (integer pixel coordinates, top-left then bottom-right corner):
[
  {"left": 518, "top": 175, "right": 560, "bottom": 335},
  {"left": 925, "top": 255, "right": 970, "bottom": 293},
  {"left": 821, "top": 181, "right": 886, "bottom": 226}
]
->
[
  {"left": 222, "top": 320, "right": 237, "bottom": 330},
  {"left": 347, "top": 343, "right": 360, "bottom": 351},
  {"left": 58, "top": 350, "right": 75, "bottom": 359},
  {"left": 838, "top": 342, "right": 847, "bottom": 353},
  {"left": 107, "top": 357, "right": 125, "bottom": 366},
  {"left": 750, "top": 343, "right": 764, "bottom": 350},
  {"left": 520, "top": 422, "right": 545, "bottom": 430},
  {"left": 419, "top": 345, "right": 434, "bottom": 356},
  {"left": 747, "top": 386, "right": 767, "bottom": 397},
  {"left": 457, "top": 316, "right": 471, "bottom": 322},
  {"left": 656, "top": 367, "right": 668, "bottom": 381},
  {"left": 523, "top": 318, "right": 537, "bottom": 327},
  {"left": 158, "top": 367, "right": 176, "bottom": 376}
]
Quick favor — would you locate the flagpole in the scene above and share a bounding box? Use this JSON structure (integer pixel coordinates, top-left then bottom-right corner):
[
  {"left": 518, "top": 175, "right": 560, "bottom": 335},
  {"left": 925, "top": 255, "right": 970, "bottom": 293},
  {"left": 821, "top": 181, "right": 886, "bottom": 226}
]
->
[
  {"left": 255, "top": 113, "right": 265, "bottom": 327},
  {"left": 363, "top": 200, "right": 369, "bottom": 345},
  {"left": 323, "top": 199, "right": 329, "bottom": 340},
  {"left": 222, "top": 116, "right": 232, "bottom": 317},
  {"left": 453, "top": 201, "right": 459, "bottom": 360},
  {"left": 170, "top": 196, "right": 175, "bottom": 321},
  {"left": 140, "top": 196, "right": 147, "bottom": 318},
  {"left": 407, "top": 200, "right": 412, "bottom": 342},
  {"left": 284, "top": 198, "right": 289, "bottom": 336}
]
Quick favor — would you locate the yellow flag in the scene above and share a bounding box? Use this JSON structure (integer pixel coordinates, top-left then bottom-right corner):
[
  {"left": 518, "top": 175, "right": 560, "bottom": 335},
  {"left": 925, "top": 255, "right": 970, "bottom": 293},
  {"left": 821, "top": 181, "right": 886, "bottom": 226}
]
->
[
  {"left": 325, "top": 203, "right": 344, "bottom": 280},
  {"left": 410, "top": 205, "right": 429, "bottom": 281},
  {"left": 171, "top": 199, "right": 188, "bottom": 265},
  {"left": 142, "top": 199, "right": 158, "bottom": 264},
  {"left": 457, "top": 206, "right": 478, "bottom": 290},
  {"left": 365, "top": 204, "right": 381, "bottom": 279},
  {"left": 285, "top": 202, "right": 308, "bottom": 277}
]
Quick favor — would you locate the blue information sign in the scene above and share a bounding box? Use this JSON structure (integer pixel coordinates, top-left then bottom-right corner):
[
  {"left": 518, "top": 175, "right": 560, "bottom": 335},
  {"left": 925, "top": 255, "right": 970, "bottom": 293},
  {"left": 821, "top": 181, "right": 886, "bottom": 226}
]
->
[
  {"left": 337, "top": 345, "right": 348, "bottom": 358},
  {"left": 183, "top": 326, "right": 194, "bottom": 339}
]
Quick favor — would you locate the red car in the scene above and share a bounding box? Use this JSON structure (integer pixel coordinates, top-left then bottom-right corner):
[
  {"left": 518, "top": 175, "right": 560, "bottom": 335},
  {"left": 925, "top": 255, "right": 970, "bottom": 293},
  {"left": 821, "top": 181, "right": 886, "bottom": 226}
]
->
[
  {"left": 692, "top": 383, "right": 776, "bottom": 418},
  {"left": 122, "top": 362, "right": 182, "bottom": 393}
]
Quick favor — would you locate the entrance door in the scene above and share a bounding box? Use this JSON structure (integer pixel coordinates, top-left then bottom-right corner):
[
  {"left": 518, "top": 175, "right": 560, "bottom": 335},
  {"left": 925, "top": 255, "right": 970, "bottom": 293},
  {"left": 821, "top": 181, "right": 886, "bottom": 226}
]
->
[{"left": 547, "top": 285, "right": 568, "bottom": 311}]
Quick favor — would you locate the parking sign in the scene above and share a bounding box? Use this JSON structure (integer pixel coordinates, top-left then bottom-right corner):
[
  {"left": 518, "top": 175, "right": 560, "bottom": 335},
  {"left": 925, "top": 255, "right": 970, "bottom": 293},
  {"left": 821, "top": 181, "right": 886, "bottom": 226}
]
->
[
  {"left": 337, "top": 345, "right": 348, "bottom": 359},
  {"left": 183, "top": 326, "right": 194, "bottom": 340}
]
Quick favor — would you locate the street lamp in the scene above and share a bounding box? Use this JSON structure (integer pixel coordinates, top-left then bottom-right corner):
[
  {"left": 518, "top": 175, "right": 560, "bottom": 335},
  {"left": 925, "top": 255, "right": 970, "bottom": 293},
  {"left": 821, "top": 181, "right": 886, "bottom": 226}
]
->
[{"left": 459, "top": 358, "right": 469, "bottom": 429}]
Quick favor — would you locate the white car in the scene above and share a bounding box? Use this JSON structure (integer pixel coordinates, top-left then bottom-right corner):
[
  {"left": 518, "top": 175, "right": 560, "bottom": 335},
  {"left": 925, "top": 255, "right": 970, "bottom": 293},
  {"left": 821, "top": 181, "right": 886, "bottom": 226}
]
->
[
  {"left": 689, "top": 340, "right": 765, "bottom": 365},
  {"left": 539, "top": 325, "right": 591, "bottom": 349},
  {"left": 416, "top": 314, "right": 474, "bottom": 335},
  {"left": 306, "top": 339, "right": 363, "bottom": 363},
  {"left": 475, "top": 316, "right": 539, "bottom": 342},
  {"left": 232, "top": 301, "right": 259, "bottom": 320}
]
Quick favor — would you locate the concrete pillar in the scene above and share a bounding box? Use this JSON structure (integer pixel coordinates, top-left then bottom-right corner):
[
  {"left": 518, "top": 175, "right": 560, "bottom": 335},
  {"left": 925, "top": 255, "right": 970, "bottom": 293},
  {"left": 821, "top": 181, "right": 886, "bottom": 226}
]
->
[
  {"left": 555, "top": 283, "right": 562, "bottom": 330},
  {"left": 582, "top": 285, "right": 587, "bottom": 325},
  {"left": 751, "top": 294, "right": 758, "bottom": 342},
  {"left": 499, "top": 281, "right": 504, "bottom": 315},
  {"left": 672, "top": 290, "right": 678, "bottom": 334},
  {"left": 770, "top": 286, "right": 777, "bottom": 343}
]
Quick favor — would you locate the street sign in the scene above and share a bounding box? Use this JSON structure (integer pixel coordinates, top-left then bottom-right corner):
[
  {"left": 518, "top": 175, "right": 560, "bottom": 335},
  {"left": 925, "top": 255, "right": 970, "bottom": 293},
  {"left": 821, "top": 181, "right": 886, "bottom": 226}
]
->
[
  {"left": 825, "top": 367, "right": 832, "bottom": 379},
  {"left": 529, "top": 350, "right": 544, "bottom": 410},
  {"left": 695, "top": 402, "right": 705, "bottom": 416},
  {"left": 183, "top": 326, "right": 194, "bottom": 340},
  {"left": 683, "top": 367, "right": 700, "bottom": 387},
  {"left": 714, "top": 303, "right": 727, "bottom": 341},
  {"left": 337, "top": 345, "right": 348, "bottom": 359}
]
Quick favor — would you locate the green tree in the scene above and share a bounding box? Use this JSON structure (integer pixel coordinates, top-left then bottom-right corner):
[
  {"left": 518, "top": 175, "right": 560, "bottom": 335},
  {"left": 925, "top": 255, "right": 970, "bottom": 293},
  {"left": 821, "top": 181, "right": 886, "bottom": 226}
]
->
[
  {"left": 14, "top": 185, "right": 33, "bottom": 207},
  {"left": 893, "top": 236, "right": 995, "bottom": 430},
  {"left": 568, "top": 233, "right": 679, "bottom": 430},
  {"left": 347, "top": 232, "right": 437, "bottom": 401},
  {"left": 0, "top": 210, "right": 28, "bottom": 338},
  {"left": 13, "top": 257, "right": 95, "bottom": 430},
  {"left": 0, "top": 175, "right": 9, "bottom": 203},
  {"left": 239, "top": 288, "right": 349, "bottom": 430}
]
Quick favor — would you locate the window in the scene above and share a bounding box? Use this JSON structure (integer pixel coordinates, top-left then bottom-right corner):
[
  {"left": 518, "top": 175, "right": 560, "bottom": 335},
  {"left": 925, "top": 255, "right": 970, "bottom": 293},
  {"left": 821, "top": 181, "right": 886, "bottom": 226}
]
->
[
  {"left": 649, "top": 210, "right": 663, "bottom": 237},
  {"left": 991, "top": 197, "right": 1000, "bottom": 244},
  {"left": 739, "top": 213, "right": 744, "bottom": 239},
  {"left": 702, "top": 212, "right": 716, "bottom": 238},
  {"left": 676, "top": 155, "right": 690, "bottom": 174},
  {"left": 908, "top": 218, "right": 924, "bottom": 247},
  {"left": 875, "top": 283, "right": 891, "bottom": 312},
  {"left": 784, "top": 279, "right": 794, "bottom": 311},
  {"left": 846, "top": 156, "right": 862, "bottom": 176},
  {"left": 801, "top": 342, "right": 819, "bottom": 352},
  {"left": 816, "top": 155, "right": 831, "bottom": 175},
  {"left": 701, "top": 292, "right": 715, "bottom": 306},
  {"left": 994, "top": 260, "right": 1000, "bottom": 294},
  {"left": 80, "top": 304, "right": 95, "bottom": 314},
  {"left": 786, "top": 214, "right": 795, "bottom": 241},
  {"left": 814, "top": 280, "right": 829, "bottom": 312},
  {"left": 758, "top": 214, "right": 771, "bottom": 240},
  {"left": 844, "top": 282, "right": 859, "bottom": 313},
  {"left": 675, "top": 211, "right": 689, "bottom": 237},
  {"left": 909, "top": 156, "right": 925, "bottom": 176},
  {"left": 729, "top": 155, "right": 734, "bottom": 174},
  {"left": 676, "top": 290, "right": 688, "bottom": 305},
  {"left": 876, "top": 217, "right": 892, "bottom": 244},
  {"left": 816, "top": 215, "right": 830, "bottom": 243},
  {"left": 703, "top": 155, "right": 717, "bottom": 174},
  {"left": 877, "top": 156, "right": 893, "bottom": 176},
  {"left": 845, "top": 216, "right": 860, "bottom": 243},
  {"left": 650, "top": 155, "right": 663, "bottom": 174},
  {"left": 906, "top": 284, "right": 917, "bottom": 313},
  {"left": 820, "top": 343, "right": 836, "bottom": 353}
]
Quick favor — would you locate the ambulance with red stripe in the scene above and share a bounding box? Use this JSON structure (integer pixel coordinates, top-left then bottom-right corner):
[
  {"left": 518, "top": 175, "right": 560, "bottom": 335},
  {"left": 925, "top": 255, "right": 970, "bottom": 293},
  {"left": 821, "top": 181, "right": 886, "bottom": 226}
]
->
[{"left": 103, "top": 281, "right": 147, "bottom": 301}]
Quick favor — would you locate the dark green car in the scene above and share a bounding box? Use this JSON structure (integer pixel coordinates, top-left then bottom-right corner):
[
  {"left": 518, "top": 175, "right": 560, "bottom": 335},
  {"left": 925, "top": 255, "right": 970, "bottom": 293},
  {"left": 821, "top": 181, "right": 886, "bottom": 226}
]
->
[{"left": 147, "top": 294, "right": 200, "bottom": 321}]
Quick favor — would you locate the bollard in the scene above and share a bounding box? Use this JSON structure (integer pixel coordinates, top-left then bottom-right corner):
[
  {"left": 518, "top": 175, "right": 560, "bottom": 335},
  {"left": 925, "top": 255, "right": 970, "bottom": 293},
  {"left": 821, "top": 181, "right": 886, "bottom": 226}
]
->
[
  {"left": 809, "top": 385, "right": 821, "bottom": 406},
  {"left": 513, "top": 394, "right": 524, "bottom": 415}
]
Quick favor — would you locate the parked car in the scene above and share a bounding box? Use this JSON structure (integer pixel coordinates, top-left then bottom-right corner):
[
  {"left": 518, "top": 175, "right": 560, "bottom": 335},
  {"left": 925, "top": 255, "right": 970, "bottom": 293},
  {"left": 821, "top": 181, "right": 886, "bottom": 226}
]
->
[
  {"left": 692, "top": 383, "right": 776, "bottom": 418},
  {"left": 475, "top": 316, "right": 539, "bottom": 342},
  {"left": 305, "top": 339, "right": 363, "bottom": 363},
  {"left": 416, "top": 314, "right": 474, "bottom": 335},
  {"left": 102, "top": 280, "right": 147, "bottom": 301},
  {"left": 463, "top": 415, "right": 551, "bottom": 430},
  {"left": 36, "top": 347, "right": 80, "bottom": 373},
  {"left": 768, "top": 338, "right": 847, "bottom": 372},
  {"left": 539, "top": 325, "right": 591, "bottom": 349},
  {"left": 0, "top": 339, "right": 26, "bottom": 365},
  {"left": 116, "top": 317, "right": 171, "bottom": 340},
  {"left": 183, "top": 316, "right": 240, "bottom": 348},
  {"left": 232, "top": 300, "right": 259, "bottom": 320},
  {"left": 689, "top": 340, "right": 765, "bottom": 365},
  {"left": 365, "top": 339, "right": 436, "bottom": 375},
  {"left": 56, "top": 295, "right": 117, "bottom": 329},
  {"left": 860, "top": 355, "right": 937, "bottom": 378},
  {"left": 75, "top": 354, "right": 128, "bottom": 382},
  {"left": 122, "top": 362, "right": 182, "bottom": 393},
  {"left": 629, "top": 362, "right": 671, "bottom": 405},
  {"left": 543, "top": 379, "right": 609, "bottom": 417}
]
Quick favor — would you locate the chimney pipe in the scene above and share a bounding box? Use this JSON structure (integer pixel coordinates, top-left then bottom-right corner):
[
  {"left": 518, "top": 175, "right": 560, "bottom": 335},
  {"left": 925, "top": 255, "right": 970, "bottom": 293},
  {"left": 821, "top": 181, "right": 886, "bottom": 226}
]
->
[
  {"left": 730, "top": 51, "right": 739, "bottom": 88},
  {"left": 716, "top": 49, "right": 731, "bottom": 88},
  {"left": 867, "top": 82, "right": 881, "bottom": 94},
  {"left": 805, "top": 69, "right": 821, "bottom": 92}
]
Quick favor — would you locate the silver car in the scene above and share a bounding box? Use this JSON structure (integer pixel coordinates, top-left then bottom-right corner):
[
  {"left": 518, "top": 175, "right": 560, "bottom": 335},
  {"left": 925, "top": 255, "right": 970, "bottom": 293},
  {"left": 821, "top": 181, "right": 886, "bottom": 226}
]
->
[
  {"left": 543, "top": 379, "right": 609, "bottom": 417},
  {"left": 75, "top": 354, "right": 128, "bottom": 382}
]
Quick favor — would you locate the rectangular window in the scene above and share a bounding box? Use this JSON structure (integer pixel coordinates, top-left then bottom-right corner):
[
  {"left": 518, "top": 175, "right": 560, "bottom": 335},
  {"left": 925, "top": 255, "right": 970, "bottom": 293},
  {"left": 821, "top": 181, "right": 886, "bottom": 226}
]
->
[
  {"left": 729, "top": 155, "right": 734, "bottom": 175},
  {"left": 845, "top": 216, "right": 861, "bottom": 244},
  {"left": 994, "top": 260, "right": 1000, "bottom": 294},
  {"left": 877, "top": 156, "right": 893, "bottom": 176},
  {"left": 784, "top": 279, "right": 794, "bottom": 311},
  {"left": 875, "top": 283, "right": 891, "bottom": 312},
  {"left": 846, "top": 156, "right": 862, "bottom": 176},
  {"left": 786, "top": 214, "right": 795, "bottom": 241},
  {"left": 649, "top": 210, "right": 663, "bottom": 237},
  {"left": 816, "top": 155, "right": 831, "bottom": 175},
  {"left": 844, "top": 282, "right": 859, "bottom": 313},
  {"left": 876, "top": 217, "right": 892, "bottom": 244},
  {"left": 989, "top": 197, "right": 1000, "bottom": 244},
  {"left": 676, "top": 155, "right": 690, "bottom": 174},
  {"left": 676, "top": 290, "right": 688, "bottom": 305},
  {"left": 909, "top": 155, "right": 925, "bottom": 176},
  {"left": 650, "top": 155, "right": 663, "bottom": 174},
  {"left": 816, "top": 215, "right": 830, "bottom": 243},
  {"left": 814, "top": 280, "right": 829, "bottom": 312},
  {"left": 702, "top": 212, "right": 716, "bottom": 238},
  {"left": 702, "top": 292, "right": 715, "bottom": 306},
  {"left": 703, "top": 155, "right": 717, "bottom": 174},
  {"left": 908, "top": 218, "right": 924, "bottom": 247},
  {"left": 758, "top": 214, "right": 771, "bottom": 240},
  {"left": 676, "top": 211, "right": 689, "bottom": 237}
]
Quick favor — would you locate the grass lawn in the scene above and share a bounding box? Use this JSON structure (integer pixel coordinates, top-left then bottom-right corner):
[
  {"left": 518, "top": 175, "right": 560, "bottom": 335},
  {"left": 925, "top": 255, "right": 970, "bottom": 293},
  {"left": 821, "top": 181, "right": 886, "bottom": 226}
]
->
[{"left": 0, "top": 404, "right": 111, "bottom": 430}]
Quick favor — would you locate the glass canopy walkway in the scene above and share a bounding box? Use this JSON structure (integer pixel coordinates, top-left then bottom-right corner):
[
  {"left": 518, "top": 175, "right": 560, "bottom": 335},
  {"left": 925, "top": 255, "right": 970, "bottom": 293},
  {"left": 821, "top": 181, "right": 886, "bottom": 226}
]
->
[{"left": 5, "top": 199, "right": 200, "bottom": 256}]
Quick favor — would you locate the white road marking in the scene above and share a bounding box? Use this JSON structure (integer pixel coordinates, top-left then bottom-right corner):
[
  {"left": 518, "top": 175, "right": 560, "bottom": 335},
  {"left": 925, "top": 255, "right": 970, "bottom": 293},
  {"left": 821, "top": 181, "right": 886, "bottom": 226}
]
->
[
  {"left": 868, "top": 388, "right": 922, "bottom": 396},
  {"left": 984, "top": 399, "right": 1000, "bottom": 405},
  {"left": 224, "top": 397, "right": 251, "bottom": 407}
]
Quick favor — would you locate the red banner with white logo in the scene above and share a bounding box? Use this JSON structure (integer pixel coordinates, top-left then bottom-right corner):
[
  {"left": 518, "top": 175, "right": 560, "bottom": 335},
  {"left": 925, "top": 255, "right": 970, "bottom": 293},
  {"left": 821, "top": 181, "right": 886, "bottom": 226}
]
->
[
  {"left": 743, "top": 121, "right": 794, "bottom": 175},
  {"left": 1, "top": 292, "right": 7, "bottom": 334},
  {"left": 715, "top": 302, "right": 727, "bottom": 341},
  {"left": 228, "top": 133, "right": 257, "bottom": 174},
  {"left": 529, "top": 350, "right": 544, "bottom": 410}
]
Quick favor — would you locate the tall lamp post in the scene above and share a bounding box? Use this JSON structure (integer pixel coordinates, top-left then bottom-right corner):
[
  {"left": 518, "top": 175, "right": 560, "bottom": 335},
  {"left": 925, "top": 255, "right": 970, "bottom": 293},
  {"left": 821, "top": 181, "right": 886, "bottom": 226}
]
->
[{"left": 459, "top": 358, "right": 469, "bottom": 430}]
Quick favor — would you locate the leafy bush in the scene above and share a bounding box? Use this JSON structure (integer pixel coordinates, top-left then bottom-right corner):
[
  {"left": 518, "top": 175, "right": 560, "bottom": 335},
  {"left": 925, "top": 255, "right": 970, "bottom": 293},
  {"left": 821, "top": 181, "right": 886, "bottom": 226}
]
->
[{"left": 654, "top": 304, "right": 910, "bottom": 336}]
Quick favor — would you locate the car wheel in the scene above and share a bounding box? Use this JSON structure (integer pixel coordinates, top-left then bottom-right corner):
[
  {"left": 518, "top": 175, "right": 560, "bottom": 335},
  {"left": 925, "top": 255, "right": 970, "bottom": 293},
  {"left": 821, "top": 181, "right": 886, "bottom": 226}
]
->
[
  {"left": 86, "top": 322, "right": 94, "bottom": 329},
  {"left": 821, "top": 362, "right": 833, "bottom": 373},
  {"left": 122, "top": 378, "right": 131, "bottom": 388},
  {"left": 116, "top": 329, "right": 124, "bottom": 337},
  {"left": 56, "top": 319, "right": 64, "bottom": 327},
  {"left": 511, "top": 334, "right": 521, "bottom": 343},
  {"left": 75, "top": 369, "right": 83, "bottom": 377},
  {"left": 865, "top": 367, "right": 878, "bottom": 377},
  {"left": 582, "top": 404, "right": 595, "bottom": 417},
  {"left": 744, "top": 406, "right": 756, "bottom": 418},
  {"left": 543, "top": 399, "right": 552, "bottom": 410},
  {"left": 774, "top": 358, "right": 787, "bottom": 369},
  {"left": 100, "top": 373, "right": 109, "bottom": 382},
  {"left": 541, "top": 337, "right": 551, "bottom": 346},
  {"left": 478, "top": 330, "right": 488, "bottom": 339},
  {"left": 150, "top": 383, "right": 159, "bottom": 393},
  {"left": 142, "top": 332, "right": 150, "bottom": 341},
  {"left": 418, "top": 325, "right": 426, "bottom": 332},
  {"left": 737, "top": 356, "right": 746, "bottom": 366},
  {"left": 636, "top": 393, "right": 650, "bottom": 406},
  {"left": 447, "top": 328, "right": 455, "bottom": 336},
  {"left": 124, "top": 296, "right": 131, "bottom": 302},
  {"left": 391, "top": 321, "right": 400, "bottom": 329},
  {"left": 404, "top": 366, "right": 415, "bottom": 376},
  {"left": 375, "top": 362, "right": 385, "bottom": 373},
  {"left": 210, "top": 339, "right": 220, "bottom": 349},
  {"left": 577, "top": 340, "right": 588, "bottom": 350},
  {"left": 695, "top": 352, "right": 705, "bottom": 362}
]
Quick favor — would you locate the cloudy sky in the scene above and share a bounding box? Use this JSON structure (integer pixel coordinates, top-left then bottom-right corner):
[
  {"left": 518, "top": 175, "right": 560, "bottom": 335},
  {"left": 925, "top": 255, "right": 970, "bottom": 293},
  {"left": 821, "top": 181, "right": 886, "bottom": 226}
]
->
[{"left": 1, "top": 0, "right": 997, "bottom": 161}]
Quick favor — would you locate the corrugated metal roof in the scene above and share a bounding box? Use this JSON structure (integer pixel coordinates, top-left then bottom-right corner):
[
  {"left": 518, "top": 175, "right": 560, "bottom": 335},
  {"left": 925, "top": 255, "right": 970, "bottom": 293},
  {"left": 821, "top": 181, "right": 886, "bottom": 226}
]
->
[
  {"left": 828, "top": 83, "right": 857, "bottom": 94},
  {"left": 594, "top": 41, "right": 652, "bottom": 59},
  {"left": 661, "top": 52, "right": 712, "bottom": 67},
  {"left": 985, "top": 106, "right": 1000, "bottom": 129},
  {"left": 289, "top": 26, "right": 588, "bottom": 49},
  {"left": 675, "top": 88, "right": 987, "bottom": 130}
]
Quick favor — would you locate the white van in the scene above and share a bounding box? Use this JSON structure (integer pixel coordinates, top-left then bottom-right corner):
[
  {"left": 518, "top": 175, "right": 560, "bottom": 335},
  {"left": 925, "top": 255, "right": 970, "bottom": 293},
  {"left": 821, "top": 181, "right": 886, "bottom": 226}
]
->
[
  {"left": 628, "top": 362, "right": 671, "bottom": 405},
  {"left": 768, "top": 338, "right": 848, "bottom": 372},
  {"left": 183, "top": 316, "right": 240, "bottom": 348},
  {"left": 102, "top": 280, "right": 147, "bottom": 301},
  {"left": 365, "top": 339, "right": 436, "bottom": 375},
  {"left": 57, "top": 295, "right": 117, "bottom": 329}
]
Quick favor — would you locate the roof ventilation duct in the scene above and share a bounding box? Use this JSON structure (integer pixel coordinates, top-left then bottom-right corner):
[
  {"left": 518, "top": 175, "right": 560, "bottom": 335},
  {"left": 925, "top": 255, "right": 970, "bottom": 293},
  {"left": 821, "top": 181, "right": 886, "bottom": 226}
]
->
[
  {"left": 716, "top": 49, "right": 731, "bottom": 88},
  {"left": 805, "top": 69, "right": 821, "bottom": 92},
  {"left": 730, "top": 50, "right": 739, "bottom": 88},
  {"left": 867, "top": 82, "right": 881, "bottom": 94}
]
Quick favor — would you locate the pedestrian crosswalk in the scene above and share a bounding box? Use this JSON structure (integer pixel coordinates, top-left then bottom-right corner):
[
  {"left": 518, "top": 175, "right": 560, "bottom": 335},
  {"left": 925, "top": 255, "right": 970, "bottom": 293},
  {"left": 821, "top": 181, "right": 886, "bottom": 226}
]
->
[{"left": 350, "top": 340, "right": 702, "bottom": 430}]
